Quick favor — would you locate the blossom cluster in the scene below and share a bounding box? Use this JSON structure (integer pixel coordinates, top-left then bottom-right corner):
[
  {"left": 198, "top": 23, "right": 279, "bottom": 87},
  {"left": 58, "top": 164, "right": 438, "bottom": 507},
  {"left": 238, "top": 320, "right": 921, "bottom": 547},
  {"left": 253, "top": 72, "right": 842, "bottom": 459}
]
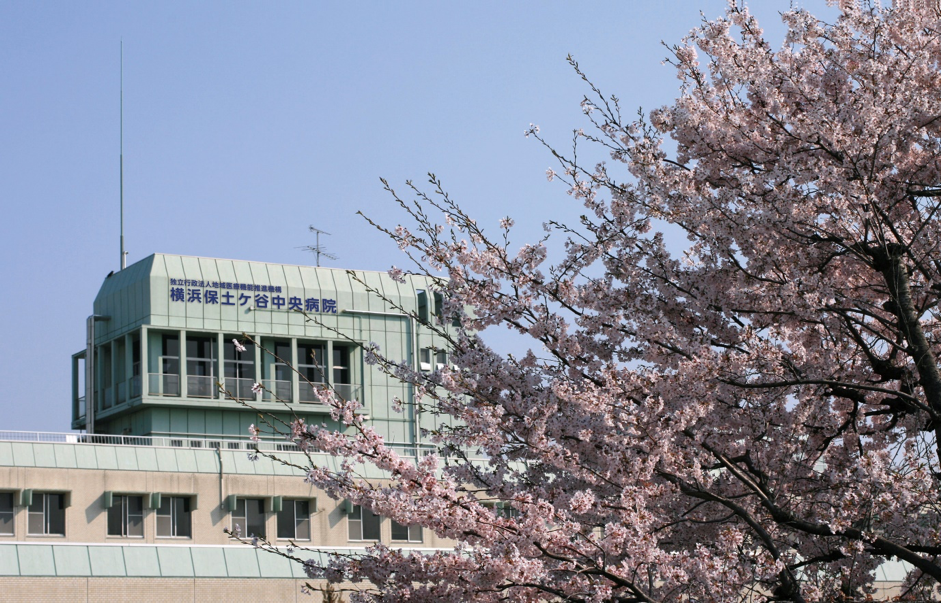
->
[{"left": 276, "top": 4, "right": 941, "bottom": 601}]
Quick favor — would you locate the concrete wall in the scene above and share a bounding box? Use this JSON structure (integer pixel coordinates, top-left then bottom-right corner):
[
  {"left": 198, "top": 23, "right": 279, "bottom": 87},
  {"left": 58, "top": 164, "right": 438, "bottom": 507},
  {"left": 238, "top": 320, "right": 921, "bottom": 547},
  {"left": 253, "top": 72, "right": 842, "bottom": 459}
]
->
[{"left": 0, "top": 464, "right": 449, "bottom": 549}]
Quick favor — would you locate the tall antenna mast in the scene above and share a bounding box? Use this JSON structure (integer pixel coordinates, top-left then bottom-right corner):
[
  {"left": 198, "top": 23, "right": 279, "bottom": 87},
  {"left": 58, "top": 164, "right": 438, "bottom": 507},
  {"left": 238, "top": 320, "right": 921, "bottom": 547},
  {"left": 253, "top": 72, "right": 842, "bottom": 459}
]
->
[
  {"left": 303, "top": 226, "right": 338, "bottom": 267},
  {"left": 119, "top": 40, "right": 126, "bottom": 270}
]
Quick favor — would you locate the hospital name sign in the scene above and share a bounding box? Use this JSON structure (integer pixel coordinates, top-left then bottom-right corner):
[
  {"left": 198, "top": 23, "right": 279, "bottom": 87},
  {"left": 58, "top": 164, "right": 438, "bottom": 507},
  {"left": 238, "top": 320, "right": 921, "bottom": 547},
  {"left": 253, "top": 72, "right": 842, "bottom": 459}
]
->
[{"left": 168, "top": 278, "right": 337, "bottom": 313}]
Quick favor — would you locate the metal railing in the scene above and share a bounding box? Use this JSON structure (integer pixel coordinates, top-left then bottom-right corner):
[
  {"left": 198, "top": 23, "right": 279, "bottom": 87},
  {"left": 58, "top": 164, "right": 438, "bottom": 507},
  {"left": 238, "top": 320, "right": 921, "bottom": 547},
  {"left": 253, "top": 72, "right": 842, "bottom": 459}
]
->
[
  {"left": 299, "top": 383, "right": 360, "bottom": 404},
  {"left": 224, "top": 378, "right": 256, "bottom": 400},
  {"left": 148, "top": 373, "right": 180, "bottom": 397},
  {"left": 0, "top": 430, "right": 446, "bottom": 459},
  {"left": 262, "top": 379, "right": 292, "bottom": 403},
  {"left": 187, "top": 375, "right": 216, "bottom": 399}
]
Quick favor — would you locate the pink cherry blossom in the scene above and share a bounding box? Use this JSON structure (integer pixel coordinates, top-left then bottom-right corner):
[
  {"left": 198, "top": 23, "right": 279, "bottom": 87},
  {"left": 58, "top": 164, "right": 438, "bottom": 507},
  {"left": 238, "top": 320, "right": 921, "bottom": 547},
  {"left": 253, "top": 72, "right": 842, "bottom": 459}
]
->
[{"left": 272, "top": 3, "right": 941, "bottom": 601}]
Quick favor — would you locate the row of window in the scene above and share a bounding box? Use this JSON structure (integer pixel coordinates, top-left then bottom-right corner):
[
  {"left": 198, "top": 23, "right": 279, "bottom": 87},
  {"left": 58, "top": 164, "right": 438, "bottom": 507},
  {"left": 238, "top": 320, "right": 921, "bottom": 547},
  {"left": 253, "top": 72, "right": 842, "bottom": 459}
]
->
[{"left": 0, "top": 492, "right": 422, "bottom": 543}]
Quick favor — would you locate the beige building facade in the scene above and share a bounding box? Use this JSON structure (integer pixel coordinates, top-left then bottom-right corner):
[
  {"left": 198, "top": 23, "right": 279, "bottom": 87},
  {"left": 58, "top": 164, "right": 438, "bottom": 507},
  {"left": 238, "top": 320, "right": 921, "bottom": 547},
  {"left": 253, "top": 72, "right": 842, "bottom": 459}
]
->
[{"left": 0, "top": 254, "right": 454, "bottom": 600}]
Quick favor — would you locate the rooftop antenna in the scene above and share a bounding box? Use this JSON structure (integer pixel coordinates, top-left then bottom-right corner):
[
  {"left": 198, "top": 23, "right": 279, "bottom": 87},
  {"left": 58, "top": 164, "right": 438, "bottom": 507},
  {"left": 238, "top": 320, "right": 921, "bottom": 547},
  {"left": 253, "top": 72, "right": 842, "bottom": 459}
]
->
[
  {"left": 119, "top": 40, "right": 127, "bottom": 270},
  {"left": 303, "top": 226, "right": 337, "bottom": 267}
]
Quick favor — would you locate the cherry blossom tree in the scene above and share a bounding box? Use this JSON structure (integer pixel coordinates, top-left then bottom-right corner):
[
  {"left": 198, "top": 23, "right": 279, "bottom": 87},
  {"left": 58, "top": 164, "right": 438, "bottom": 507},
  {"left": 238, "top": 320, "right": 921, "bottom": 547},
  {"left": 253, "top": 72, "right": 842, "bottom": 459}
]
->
[{"left": 271, "top": 3, "right": 941, "bottom": 601}]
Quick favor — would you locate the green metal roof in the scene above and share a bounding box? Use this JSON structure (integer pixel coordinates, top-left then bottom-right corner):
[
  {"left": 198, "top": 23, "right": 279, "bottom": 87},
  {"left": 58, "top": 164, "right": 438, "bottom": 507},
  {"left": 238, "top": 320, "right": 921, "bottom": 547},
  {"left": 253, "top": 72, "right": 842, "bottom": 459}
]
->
[
  {"left": 0, "top": 441, "right": 399, "bottom": 478},
  {"left": 0, "top": 542, "right": 913, "bottom": 581},
  {"left": 0, "top": 543, "right": 440, "bottom": 579},
  {"left": 92, "top": 253, "right": 440, "bottom": 344}
]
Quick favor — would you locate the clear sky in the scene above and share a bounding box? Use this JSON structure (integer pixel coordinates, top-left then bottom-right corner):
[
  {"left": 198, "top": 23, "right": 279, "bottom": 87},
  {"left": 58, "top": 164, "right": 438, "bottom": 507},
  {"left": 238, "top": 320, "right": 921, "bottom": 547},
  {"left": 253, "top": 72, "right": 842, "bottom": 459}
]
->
[{"left": 0, "top": 1, "right": 838, "bottom": 432}]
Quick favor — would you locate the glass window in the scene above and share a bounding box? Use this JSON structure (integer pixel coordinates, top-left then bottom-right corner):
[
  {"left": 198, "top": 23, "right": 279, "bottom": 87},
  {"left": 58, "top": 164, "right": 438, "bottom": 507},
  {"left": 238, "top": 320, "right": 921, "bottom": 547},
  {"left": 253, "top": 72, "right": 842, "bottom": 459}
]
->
[
  {"left": 298, "top": 343, "right": 328, "bottom": 403},
  {"left": 433, "top": 291, "right": 444, "bottom": 322},
  {"left": 420, "top": 348, "right": 432, "bottom": 372},
  {"left": 27, "top": 493, "right": 65, "bottom": 536},
  {"left": 162, "top": 334, "right": 180, "bottom": 375},
  {"left": 224, "top": 338, "right": 255, "bottom": 399},
  {"left": 156, "top": 496, "right": 191, "bottom": 538},
  {"left": 186, "top": 336, "right": 216, "bottom": 398},
  {"left": 348, "top": 504, "right": 380, "bottom": 541},
  {"left": 298, "top": 344, "right": 325, "bottom": 382},
  {"left": 436, "top": 350, "right": 447, "bottom": 371},
  {"left": 332, "top": 347, "right": 350, "bottom": 385},
  {"left": 416, "top": 290, "right": 428, "bottom": 322},
  {"left": 131, "top": 334, "right": 141, "bottom": 377},
  {"left": 272, "top": 341, "right": 291, "bottom": 381},
  {"left": 107, "top": 495, "right": 143, "bottom": 537},
  {"left": 390, "top": 519, "right": 423, "bottom": 543},
  {"left": 232, "top": 498, "right": 266, "bottom": 539},
  {"left": 0, "top": 492, "right": 13, "bottom": 535},
  {"left": 186, "top": 336, "right": 215, "bottom": 375},
  {"left": 101, "top": 344, "right": 113, "bottom": 409},
  {"left": 276, "top": 499, "right": 310, "bottom": 541}
]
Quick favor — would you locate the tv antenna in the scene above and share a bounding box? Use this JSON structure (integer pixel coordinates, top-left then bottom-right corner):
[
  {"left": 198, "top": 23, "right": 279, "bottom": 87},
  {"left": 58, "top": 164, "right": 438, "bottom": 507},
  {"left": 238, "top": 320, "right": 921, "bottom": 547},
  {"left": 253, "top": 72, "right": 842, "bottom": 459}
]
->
[{"left": 303, "top": 226, "right": 337, "bottom": 267}]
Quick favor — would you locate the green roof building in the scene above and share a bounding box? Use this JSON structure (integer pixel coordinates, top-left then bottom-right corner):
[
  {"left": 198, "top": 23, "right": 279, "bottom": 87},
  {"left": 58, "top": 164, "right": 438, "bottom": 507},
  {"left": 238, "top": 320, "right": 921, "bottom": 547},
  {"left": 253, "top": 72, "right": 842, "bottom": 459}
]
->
[{"left": 0, "top": 254, "right": 456, "bottom": 600}]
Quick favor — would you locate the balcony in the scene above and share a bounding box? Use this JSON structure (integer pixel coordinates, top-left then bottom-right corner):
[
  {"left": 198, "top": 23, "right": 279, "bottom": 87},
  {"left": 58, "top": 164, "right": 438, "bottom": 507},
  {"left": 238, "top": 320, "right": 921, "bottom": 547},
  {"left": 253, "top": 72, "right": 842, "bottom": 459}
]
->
[
  {"left": 299, "top": 383, "right": 360, "bottom": 404},
  {"left": 148, "top": 373, "right": 180, "bottom": 397},
  {"left": 187, "top": 375, "right": 216, "bottom": 399},
  {"left": 224, "top": 378, "right": 256, "bottom": 400},
  {"left": 262, "top": 379, "right": 292, "bottom": 403}
]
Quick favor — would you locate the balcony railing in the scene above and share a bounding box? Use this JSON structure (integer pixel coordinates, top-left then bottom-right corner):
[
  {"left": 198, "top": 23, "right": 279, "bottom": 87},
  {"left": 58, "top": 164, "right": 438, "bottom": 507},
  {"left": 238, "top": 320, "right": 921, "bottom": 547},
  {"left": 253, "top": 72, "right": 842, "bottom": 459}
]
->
[
  {"left": 116, "top": 380, "right": 127, "bottom": 405},
  {"left": 262, "top": 379, "right": 292, "bottom": 403},
  {"left": 299, "top": 383, "right": 360, "bottom": 404},
  {"left": 148, "top": 373, "right": 180, "bottom": 397},
  {"left": 0, "top": 430, "right": 446, "bottom": 460},
  {"left": 224, "top": 378, "right": 256, "bottom": 400},
  {"left": 130, "top": 375, "right": 142, "bottom": 398},
  {"left": 76, "top": 396, "right": 86, "bottom": 420},
  {"left": 187, "top": 375, "right": 216, "bottom": 399}
]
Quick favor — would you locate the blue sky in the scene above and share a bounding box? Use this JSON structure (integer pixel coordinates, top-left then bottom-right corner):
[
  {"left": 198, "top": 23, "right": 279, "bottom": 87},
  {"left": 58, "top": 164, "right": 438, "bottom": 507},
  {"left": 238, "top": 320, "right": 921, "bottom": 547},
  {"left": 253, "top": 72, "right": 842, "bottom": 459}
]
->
[{"left": 0, "top": 1, "right": 836, "bottom": 431}]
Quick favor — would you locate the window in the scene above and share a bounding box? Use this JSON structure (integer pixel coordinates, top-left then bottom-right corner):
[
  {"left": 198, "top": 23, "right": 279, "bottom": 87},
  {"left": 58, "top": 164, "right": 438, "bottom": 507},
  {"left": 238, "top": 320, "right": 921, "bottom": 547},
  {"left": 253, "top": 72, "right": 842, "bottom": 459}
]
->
[
  {"left": 277, "top": 499, "right": 311, "bottom": 540},
  {"left": 156, "top": 496, "right": 191, "bottom": 538},
  {"left": 107, "top": 495, "right": 143, "bottom": 537},
  {"left": 0, "top": 492, "right": 13, "bottom": 535},
  {"left": 332, "top": 346, "right": 350, "bottom": 385},
  {"left": 232, "top": 498, "right": 266, "bottom": 538},
  {"left": 391, "top": 519, "right": 422, "bottom": 543},
  {"left": 420, "top": 348, "right": 446, "bottom": 372},
  {"left": 130, "top": 333, "right": 142, "bottom": 398},
  {"left": 101, "top": 344, "right": 113, "bottom": 409},
  {"left": 186, "top": 336, "right": 216, "bottom": 398},
  {"left": 264, "top": 341, "right": 292, "bottom": 402},
  {"left": 433, "top": 291, "right": 444, "bottom": 322},
  {"left": 416, "top": 289, "right": 429, "bottom": 322},
  {"left": 28, "top": 493, "right": 65, "bottom": 536},
  {"left": 298, "top": 343, "right": 326, "bottom": 403},
  {"left": 159, "top": 334, "right": 181, "bottom": 396},
  {"left": 224, "top": 338, "right": 255, "bottom": 399},
  {"left": 114, "top": 338, "right": 127, "bottom": 404},
  {"left": 483, "top": 501, "right": 520, "bottom": 519},
  {"left": 348, "top": 504, "right": 380, "bottom": 541},
  {"left": 333, "top": 346, "right": 353, "bottom": 401}
]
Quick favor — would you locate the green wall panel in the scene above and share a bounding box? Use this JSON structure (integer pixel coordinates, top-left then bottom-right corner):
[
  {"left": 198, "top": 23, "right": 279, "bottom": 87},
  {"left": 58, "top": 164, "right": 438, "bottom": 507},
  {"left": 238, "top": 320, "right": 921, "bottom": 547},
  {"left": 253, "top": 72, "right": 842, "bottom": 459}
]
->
[
  {"left": 88, "top": 546, "right": 126, "bottom": 576},
  {"left": 52, "top": 546, "right": 91, "bottom": 576},
  {"left": 17, "top": 545, "right": 54, "bottom": 576}
]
